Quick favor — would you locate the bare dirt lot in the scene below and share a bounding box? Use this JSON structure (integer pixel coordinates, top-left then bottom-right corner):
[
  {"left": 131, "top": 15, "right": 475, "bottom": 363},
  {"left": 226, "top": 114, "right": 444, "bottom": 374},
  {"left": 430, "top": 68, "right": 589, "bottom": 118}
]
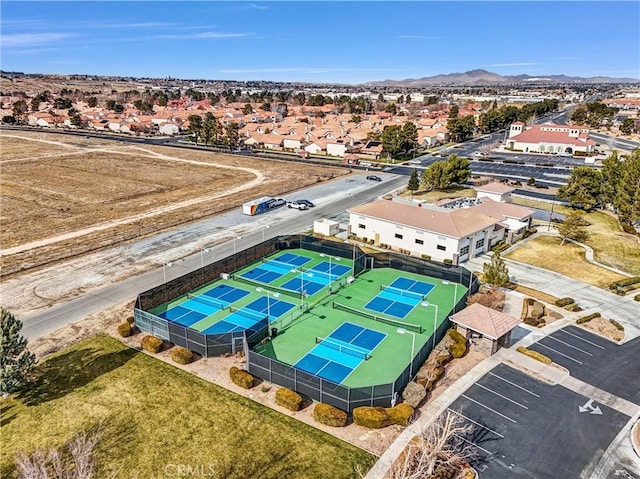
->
[{"left": 0, "top": 131, "right": 347, "bottom": 276}]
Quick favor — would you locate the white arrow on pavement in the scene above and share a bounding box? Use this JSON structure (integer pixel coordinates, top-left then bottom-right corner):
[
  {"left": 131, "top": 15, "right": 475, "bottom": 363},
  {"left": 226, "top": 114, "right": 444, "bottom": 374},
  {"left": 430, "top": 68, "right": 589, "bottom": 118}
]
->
[{"left": 578, "top": 399, "right": 603, "bottom": 415}]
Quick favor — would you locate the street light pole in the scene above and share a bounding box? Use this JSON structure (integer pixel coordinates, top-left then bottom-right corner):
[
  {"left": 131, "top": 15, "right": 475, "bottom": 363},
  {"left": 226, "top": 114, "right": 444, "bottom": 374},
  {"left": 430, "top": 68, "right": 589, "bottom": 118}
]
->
[
  {"left": 397, "top": 328, "right": 416, "bottom": 379},
  {"left": 200, "top": 247, "right": 212, "bottom": 269},
  {"left": 163, "top": 261, "right": 174, "bottom": 302},
  {"left": 261, "top": 225, "right": 270, "bottom": 242},
  {"left": 422, "top": 301, "right": 438, "bottom": 350},
  {"left": 256, "top": 288, "right": 279, "bottom": 322}
]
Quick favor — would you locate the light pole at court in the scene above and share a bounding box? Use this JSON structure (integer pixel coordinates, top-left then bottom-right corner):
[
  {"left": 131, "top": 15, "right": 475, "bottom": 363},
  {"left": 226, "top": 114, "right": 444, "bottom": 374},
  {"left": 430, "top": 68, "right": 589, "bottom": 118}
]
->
[
  {"left": 256, "top": 287, "right": 279, "bottom": 323},
  {"left": 442, "top": 280, "right": 459, "bottom": 309},
  {"left": 200, "top": 247, "right": 213, "bottom": 269},
  {"left": 319, "top": 253, "right": 341, "bottom": 283},
  {"left": 397, "top": 328, "right": 416, "bottom": 379},
  {"left": 421, "top": 301, "right": 438, "bottom": 350}
]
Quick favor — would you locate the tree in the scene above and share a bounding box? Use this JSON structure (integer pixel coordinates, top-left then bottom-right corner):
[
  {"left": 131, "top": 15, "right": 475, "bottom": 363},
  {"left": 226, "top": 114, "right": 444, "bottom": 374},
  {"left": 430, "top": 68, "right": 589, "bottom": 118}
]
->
[
  {"left": 422, "top": 161, "right": 452, "bottom": 190},
  {"left": 351, "top": 114, "right": 362, "bottom": 124},
  {"left": 448, "top": 104, "right": 459, "bottom": 119},
  {"left": 402, "top": 122, "right": 418, "bottom": 153},
  {"left": 600, "top": 151, "right": 622, "bottom": 206},
  {"left": 614, "top": 149, "right": 640, "bottom": 226},
  {"left": 260, "top": 102, "right": 271, "bottom": 112},
  {"left": 620, "top": 118, "right": 635, "bottom": 135},
  {"left": 12, "top": 100, "right": 28, "bottom": 122},
  {"left": 385, "top": 103, "right": 397, "bottom": 115},
  {"left": 445, "top": 154, "right": 471, "bottom": 185},
  {"left": 87, "top": 96, "right": 98, "bottom": 108},
  {"left": 201, "top": 112, "right": 220, "bottom": 146},
  {"left": 223, "top": 122, "right": 240, "bottom": 147},
  {"left": 187, "top": 114, "right": 203, "bottom": 143},
  {"left": 2, "top": 115, "right": 16, "bottom": 124},
  {"left": 381, "top": 125, "right": 405, "bottom": 159},
  {"left": 242, "top": 103, "right": 253, "bottom": 115},
  {"left": 0, "top": 308, "right": 36, "bottom": 397},
  {"left": 53, "top": 98, "right": 72, "bottom": 109},
  {"left": 407, "top": 169, "right": 420, "bottom": 194},
  {"left": 446, "top": 115, "right": 475, "bottom": 142},
  {"left": 558, "top": 166, "right": 602, "bottom": 210},
  {"left": 389, "top": 409, "right": 476, "bottom": 479},
  {"left": 482, "top": 251, "right": 510, "bottom": 287},
  {"left": 557, "top": 210, "right": 590, "bottom": 246}
]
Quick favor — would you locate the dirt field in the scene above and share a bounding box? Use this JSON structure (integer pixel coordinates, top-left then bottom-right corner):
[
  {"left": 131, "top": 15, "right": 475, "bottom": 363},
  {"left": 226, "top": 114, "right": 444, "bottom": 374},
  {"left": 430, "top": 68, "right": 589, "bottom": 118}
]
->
[
  {"left": 578, "top": 316, "right": 625, "bottom": 342},
  {"left": 0, "top": 131, "right": 347, "bottom": 276}
]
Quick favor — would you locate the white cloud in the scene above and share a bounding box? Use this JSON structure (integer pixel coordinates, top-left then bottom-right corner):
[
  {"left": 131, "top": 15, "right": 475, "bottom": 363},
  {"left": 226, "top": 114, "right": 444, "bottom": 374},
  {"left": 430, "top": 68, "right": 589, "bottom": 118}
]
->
[
  {"left": 1, "top": 32, "right": 76, "bottom": 47},
  {"left": 244, "top": 3, "right": 269, "bottom": 10}
]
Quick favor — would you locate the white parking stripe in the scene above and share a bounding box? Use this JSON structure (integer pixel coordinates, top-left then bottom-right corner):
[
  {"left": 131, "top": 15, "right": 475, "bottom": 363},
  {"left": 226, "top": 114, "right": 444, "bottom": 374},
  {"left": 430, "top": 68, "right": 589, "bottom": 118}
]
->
[
  {"left": 559, "top": 329, "right": 606, "bottom": 349},
  {"left": 446, "top": 408, "right": 505, "bottom": 438},
  {"left": 535, "top": 343, "right": 583, "bottom": 364},
  {"left": 453, "top": 433, "right": 494, "bottom": 456},
  {"left": 488, "top": 372, "right": 540, "bottom": 398},
  {"left": 475, "top": 383, "right": 529, "bottom": 409},
  {"left": 461, "top": 394, "right": 518, "bottom": 423},
  {"left": 547, "top": 336, "right": 594, "bottom": 356}
]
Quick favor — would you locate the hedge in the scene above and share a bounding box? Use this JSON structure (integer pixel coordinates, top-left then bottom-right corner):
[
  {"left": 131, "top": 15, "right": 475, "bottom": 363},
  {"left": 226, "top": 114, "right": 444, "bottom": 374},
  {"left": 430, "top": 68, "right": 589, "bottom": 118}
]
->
[
  {"left": 609, "top": 277, "right": 640, "bottom": 289},
  {"left": 449, "top": 342, "right": 467, "bottom": 358},
  {"left": 385, "top": 404, "right": 414, "bottom": 426},
  {"left": 555, "top": 297, "right": 574, "bottom": 307},
  {"left": 421, "top": 254, "right": 431, "bottom": 260},
  {"left": 524, "top": 317, "right": 544, "bottom": 327},
  {"left": 353, "top": 407, "right": 391, "bottom": 429},
  {"left": 634, "top": 294, "right": 640, "bottom": 302},
  {"left": 313, "top": 403, "right": 348, "bottom": 427},
  {"left": 140, "top": 335, "right": 163, "bottom": 353},
  {"left": 443, "top": 259, "right": 453, "bottom": 265},
  {"left": 229, "top": 366, "right": 254, "bottom": 389},
  {"left": 448, "top": 328, "right": 466, "bottom": 344},
  {"left": 576, "top": 312, "right": 601, "bottom": 324},
  {"left": 610, "top": 319, "right": 624, "bottom": 332},
  {"left": 117, "top": 322, "right": 132, "bottom": 338},
  {"left": 516, "top": 346, "right": 552, "bottom": 365},
  {"left": 171, "top": 347, "right": 194, "bottom": 365},
  {"left": 126, "top": 315, "right": 135, "bottom": 325},
  {"left": 436, "top": 353, "right": 453, "bottom": 366},
  {"left": 565, "top": 304, "right": 583, "bottom": 312},
  {"left": 275, "top": 387, "right": 303, "bottom": 411}
]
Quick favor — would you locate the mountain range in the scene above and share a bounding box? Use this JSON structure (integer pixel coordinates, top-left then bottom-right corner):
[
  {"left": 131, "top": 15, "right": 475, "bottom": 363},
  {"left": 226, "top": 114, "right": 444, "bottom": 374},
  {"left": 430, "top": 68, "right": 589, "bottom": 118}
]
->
[{"left": 364, "top": 69, "right": 639, "bottom": 86}]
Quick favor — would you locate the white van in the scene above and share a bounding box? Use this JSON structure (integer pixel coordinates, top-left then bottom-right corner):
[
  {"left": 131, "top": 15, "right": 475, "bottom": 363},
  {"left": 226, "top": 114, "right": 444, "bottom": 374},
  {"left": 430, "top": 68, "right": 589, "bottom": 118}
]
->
[{"left": 360, "top": 161, "right": 373, "bottom": 167}]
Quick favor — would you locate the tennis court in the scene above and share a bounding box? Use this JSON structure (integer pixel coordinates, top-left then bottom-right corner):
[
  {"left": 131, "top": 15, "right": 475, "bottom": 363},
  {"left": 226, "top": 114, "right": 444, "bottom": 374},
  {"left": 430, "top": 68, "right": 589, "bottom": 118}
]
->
[
  {"left": 294, "top": 322, "right": 386, "bottom": 384},
  {"left": 281, "top": 261, "right": 352, "bottom": 295},
  {"left": 364, "top": 277, "right": 435, "bottom": 319}
]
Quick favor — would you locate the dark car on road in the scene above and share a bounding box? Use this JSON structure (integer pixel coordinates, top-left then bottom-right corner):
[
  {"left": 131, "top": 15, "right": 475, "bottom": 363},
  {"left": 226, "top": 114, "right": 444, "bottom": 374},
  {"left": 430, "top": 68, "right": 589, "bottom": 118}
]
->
[
  {"left": 297, "top": 199, "right": 315, "bottom": 207},
  {"left": 366, "top": 175, "right": 382, "bottom": 182}
]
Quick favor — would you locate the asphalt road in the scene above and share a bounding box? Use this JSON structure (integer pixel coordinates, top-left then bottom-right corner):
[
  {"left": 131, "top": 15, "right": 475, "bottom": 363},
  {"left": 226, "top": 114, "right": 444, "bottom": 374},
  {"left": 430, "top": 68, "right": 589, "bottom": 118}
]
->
[
  {"left": 447, "top": 363, "right": 630, "bottom": 478},
  {"left": 20, "top": 174, "right": 407, "bottom": 339},
  {"left": 528, "top": 326, "right": 640, "bottom": 403}
]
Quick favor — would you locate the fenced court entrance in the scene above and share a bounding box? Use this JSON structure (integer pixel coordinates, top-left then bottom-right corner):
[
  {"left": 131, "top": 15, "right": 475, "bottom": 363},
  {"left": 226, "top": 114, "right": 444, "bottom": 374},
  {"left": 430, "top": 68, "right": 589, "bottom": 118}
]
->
[
  {"left": 364, "top": 277, "right": 435, "bottom": 319},
  {"left": 294, "top": 322, "right": 386, "bottom": 384}
]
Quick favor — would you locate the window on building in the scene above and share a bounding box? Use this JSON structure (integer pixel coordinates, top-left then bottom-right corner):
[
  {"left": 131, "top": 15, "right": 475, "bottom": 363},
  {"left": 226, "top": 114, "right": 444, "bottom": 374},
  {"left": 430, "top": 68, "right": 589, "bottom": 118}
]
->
[
  {"left": 395, "top": 233, "right": 403, "bottom": 239},
  {"left": 460, "top": 245, "right": 470, "bottom": 256},
  {"left": 437, "top": 244, "right": 446, "bottom": 251},
  {"left": 415, "top": 239, "right": 424, "bottom": 245},
  {"left": 358, "top": 224, "right": 366, "bottom": 229},
  {"left": 476, "top": 239, "right": 485, "bottom": 249}
]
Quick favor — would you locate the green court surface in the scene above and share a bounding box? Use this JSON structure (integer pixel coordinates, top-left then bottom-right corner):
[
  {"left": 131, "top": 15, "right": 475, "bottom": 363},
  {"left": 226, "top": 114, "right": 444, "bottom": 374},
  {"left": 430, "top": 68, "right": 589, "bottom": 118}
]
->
[
  {"left": 150, "top": 249, "right": 355, "bottom": 333},
  {"left": 254, "top": 265, "right": 467, "bottom": 388}
]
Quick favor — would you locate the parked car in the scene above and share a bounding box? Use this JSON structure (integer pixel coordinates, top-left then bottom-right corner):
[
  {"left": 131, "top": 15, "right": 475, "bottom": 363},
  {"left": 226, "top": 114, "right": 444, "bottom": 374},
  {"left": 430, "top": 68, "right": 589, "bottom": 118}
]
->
[
  {"left": 287, "top": 200, "right": 308, "bottom": 210},
  {"left": 297, "top": 199, "right": 315, "bottom": 208},
  {"left": 408, "top": 158, "right": 422, "bottom": 165},
  {"left": 366, "top": 175, "right": 382, "bottom": 182},
  {"left": 269, "top": 198, "right": 286, "bottom": 208}
]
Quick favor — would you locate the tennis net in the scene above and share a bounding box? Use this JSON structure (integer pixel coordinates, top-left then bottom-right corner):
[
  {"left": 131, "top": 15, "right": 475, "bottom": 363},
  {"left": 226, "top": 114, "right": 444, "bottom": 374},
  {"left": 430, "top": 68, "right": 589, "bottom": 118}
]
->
[
  {"left": 265, "top": 258, "right": 339, "bottom": 282},
  {"left": 227, "top": 306, "right": 267, "bottom": 323},
  {"left": 332, "top": 301, "right": 424, "bottom": 334},
  {"left": 186, "top": 293, "right": 226, "bottom": 310},
  {"left": 315, "top": 336, "right": 371, "bottom": 360},
  {"left": 379, "top": 285, "right": 426, "bottom": 301},
  {"left": 234, "top": 274, "right": 301, "bottom": 298},
  {"left": 261, "top": 258, "right": 297, "bottom": 273}
]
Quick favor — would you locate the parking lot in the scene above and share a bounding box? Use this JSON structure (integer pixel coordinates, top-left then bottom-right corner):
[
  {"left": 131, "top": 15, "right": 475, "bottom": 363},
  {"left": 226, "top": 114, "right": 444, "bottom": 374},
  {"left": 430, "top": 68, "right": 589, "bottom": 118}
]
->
[
  {"left": 447, "top": 363, "right": 630, "bottom": 478},
  {"left": 528, "top": 326, "right": 640, "bottom": 403}
]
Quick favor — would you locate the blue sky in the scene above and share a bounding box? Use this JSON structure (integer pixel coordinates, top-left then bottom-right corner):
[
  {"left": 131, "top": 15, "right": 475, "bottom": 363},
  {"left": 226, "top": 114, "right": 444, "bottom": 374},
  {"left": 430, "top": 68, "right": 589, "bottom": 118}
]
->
[{"left": 2, "top": 1, "right": 639, "bottom": 83}]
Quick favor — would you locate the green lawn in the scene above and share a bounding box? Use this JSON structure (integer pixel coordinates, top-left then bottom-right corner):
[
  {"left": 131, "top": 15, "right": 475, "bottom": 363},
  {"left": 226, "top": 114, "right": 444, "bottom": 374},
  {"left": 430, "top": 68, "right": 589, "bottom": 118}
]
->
[
  {"left": 512, "top": 198, "right": 640, "bottom": 275},
  {"left": 0, "top": 335, "right": 375, "bottom": 479}
]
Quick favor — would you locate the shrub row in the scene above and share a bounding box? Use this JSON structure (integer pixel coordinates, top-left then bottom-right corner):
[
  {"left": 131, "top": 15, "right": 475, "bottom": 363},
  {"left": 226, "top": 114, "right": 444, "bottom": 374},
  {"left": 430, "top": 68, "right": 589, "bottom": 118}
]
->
[
  {"left": 117, "top": 323, "right": 132, "bottom": 337},
  {"left": 275, "top": 387, "right": 303, "bottom": 411},
  {"left": 447, "top": 328, "right": 468, "bottom": 358},
  {"left": 516, "top": 346, "right": 552, "bottom": 365},
  {"left": 141, "top": 335, "right": 163, "bottom": 353},
  {"left": 229, "top": 366, "right": 254, "bottom": 389},
  {"left": 555, "top": 297, "right": 574, "bottom": 307},
  {"left": 610, "top": 319, "right": 624, "bottom": 332},
  {"left": 576, "top": 312, "right": 601, "bottom": 324},
  {"left": 421, "top": 254, "right": 431, "bottom": 260},
  {"left": 609, "top": 277, "right": 640, "bottom": 289},
  {"left": 352, "top": 404, "right": 415, "bottom": 429},
  {"left": 313, "top": 403, "right": 348, "bottom": 427},
  {"left": 171, "top": 347, "right": 194, "bottom": 365}
]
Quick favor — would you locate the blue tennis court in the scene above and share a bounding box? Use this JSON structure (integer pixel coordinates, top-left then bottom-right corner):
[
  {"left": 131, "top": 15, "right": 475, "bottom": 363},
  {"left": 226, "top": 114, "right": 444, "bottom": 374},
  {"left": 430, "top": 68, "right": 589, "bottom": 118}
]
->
[
  {"left": 364, "top": 277, "right": 435, "bottom": 319},
  {"left": 281, "top": 275, "right": 325, "bottom": 295},
  {"left": 294, "top": 322, "right": 386, "bottom": 384},
  {"left": 202, "top": 284, "right": 250, "bottom": 305},
  {"left": 311, "top": 261, "right": 351, "bottom": 279},
  {"left": 272, "top": 252, "right": 312, "bottom": 267},
  {"left": 158, "top": 306, "right": 207, "bottom": 327},
  {"left": 240, "top": 265, "right": 284, "bottom": 284},
  {"left": 245, "top": 296, "right": 296, "bottom": 321}
]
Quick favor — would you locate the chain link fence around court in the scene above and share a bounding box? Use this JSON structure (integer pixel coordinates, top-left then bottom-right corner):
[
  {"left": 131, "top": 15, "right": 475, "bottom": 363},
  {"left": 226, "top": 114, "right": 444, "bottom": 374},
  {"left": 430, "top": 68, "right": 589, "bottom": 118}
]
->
[{"left": 134, "top": 235, "right": 477, "bottom": 406}]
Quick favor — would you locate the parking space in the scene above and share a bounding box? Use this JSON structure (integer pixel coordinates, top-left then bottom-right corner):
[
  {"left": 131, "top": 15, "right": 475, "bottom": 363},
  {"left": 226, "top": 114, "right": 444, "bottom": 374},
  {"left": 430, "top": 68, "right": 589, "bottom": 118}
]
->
[
  {"left": 447, "top": 363, "right": 630, "bottom": 478},
  {"left": 528, "top": 326, "right": 640, "bottom": 403}
]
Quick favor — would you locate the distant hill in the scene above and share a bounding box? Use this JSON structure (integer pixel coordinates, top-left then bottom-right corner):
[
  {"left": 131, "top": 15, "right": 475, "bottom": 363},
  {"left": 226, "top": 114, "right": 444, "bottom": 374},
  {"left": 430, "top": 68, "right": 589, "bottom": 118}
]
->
[{"left": 364, "top": 69, "right": 639, "bottom": 86}]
